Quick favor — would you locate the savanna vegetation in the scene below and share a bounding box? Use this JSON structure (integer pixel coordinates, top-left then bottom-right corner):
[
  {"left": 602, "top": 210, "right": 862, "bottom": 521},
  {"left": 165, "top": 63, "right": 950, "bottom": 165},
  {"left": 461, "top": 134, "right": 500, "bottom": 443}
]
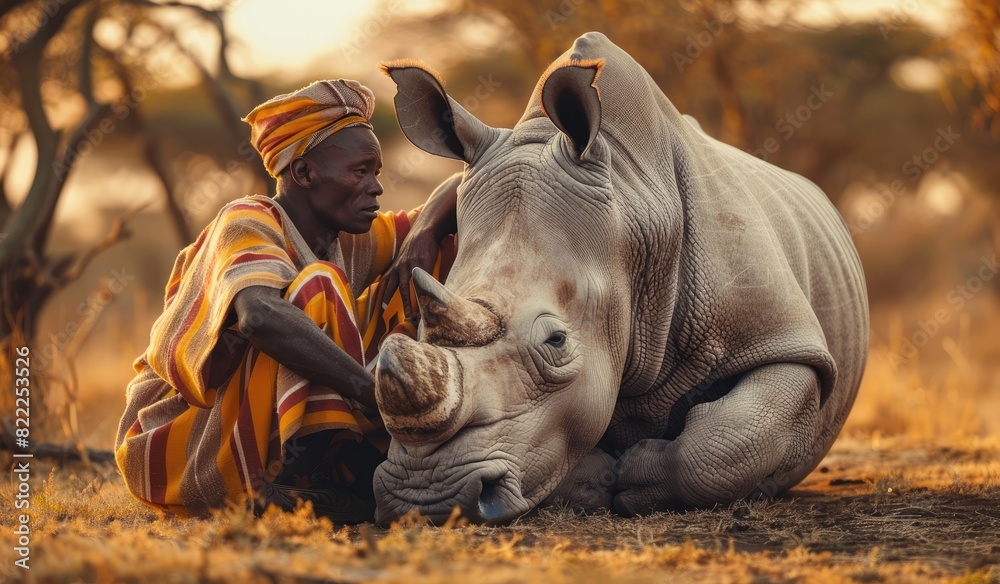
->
[{"left": 1, "top": 0, "right": 998, "bottom": 582}]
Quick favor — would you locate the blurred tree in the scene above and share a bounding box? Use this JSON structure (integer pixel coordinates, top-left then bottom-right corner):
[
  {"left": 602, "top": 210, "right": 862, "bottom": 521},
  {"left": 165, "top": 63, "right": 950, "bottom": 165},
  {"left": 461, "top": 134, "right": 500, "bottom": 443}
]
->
[
  {"left": 0, "top": 0, "right": 271, "bottom": 349},
  {"left": 378, "top": 0, "right": 902, "bottom": 197},
  {"left": 383, "top": 0, "right": 999, "bottom": 187},
  {"left": 381, "top": 0, "right": 823, "bottom": 149},
  {"left": 938, "top": 0, "right": 1000, "bottom": 137}
]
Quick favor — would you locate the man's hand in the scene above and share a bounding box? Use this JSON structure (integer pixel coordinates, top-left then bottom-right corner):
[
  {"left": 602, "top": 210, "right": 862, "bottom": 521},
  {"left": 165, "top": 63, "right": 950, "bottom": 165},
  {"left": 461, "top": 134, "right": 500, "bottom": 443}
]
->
[
  {"left": 380, "top": 172, "right": 462, "bottom": 321},
  {"left": 380, "top": 229, "right": 442, "bottom": 321},
  {"left": 233, "top": 285, "right": 377, "bottom": 409}
]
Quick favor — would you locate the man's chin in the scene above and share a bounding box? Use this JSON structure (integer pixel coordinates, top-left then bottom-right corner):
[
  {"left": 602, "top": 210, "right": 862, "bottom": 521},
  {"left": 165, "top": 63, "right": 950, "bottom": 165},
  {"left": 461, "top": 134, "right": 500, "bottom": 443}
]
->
[{"left": 345, "top": 217, "right": 377, "bottom": 235}]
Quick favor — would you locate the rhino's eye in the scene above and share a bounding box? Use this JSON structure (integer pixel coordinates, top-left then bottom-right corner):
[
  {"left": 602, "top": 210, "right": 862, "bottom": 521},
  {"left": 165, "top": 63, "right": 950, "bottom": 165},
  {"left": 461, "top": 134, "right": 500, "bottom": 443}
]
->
[
  {"left": 545, "top": 331, "right": 567, "bottom": 349},
  {"left": 529, "top": 320, "right": 579, "bottom": 391}
]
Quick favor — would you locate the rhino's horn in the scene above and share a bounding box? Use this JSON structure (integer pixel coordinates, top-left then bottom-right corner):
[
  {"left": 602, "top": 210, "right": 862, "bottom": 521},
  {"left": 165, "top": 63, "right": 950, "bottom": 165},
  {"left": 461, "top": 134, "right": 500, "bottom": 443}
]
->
[
  {"left": 411, "top": 268, "right": 504, "bottom": 347},
  {"left": 375, "top": 334, "right": 463, "bottom": 445}
]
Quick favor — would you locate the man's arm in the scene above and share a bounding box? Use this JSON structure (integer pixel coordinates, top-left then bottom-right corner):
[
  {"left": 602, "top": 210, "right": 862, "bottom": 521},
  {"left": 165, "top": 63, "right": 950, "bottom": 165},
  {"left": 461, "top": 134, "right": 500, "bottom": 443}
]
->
[
  {"left": 412, "top": 171, "right": 461, "bottom": 241},
  {"left": 232, "top": 285, "right": 377, "bottom": 409},
  {"left": 380, "top": 172, "right": 462, "bottom": 318}
]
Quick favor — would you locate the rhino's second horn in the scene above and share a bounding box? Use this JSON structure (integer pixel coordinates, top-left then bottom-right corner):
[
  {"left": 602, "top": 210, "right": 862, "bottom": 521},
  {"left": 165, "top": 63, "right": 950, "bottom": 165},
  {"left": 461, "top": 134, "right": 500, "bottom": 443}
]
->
[{"left": 412, "top": 268, "right": 504, "bottom": 347}]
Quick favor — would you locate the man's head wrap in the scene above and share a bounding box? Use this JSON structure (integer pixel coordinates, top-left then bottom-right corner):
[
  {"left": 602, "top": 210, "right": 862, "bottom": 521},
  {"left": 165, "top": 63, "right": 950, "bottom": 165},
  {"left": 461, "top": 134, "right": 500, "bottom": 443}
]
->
[{"left": 242, "top": 79, "right": 376, "bottom": 178}]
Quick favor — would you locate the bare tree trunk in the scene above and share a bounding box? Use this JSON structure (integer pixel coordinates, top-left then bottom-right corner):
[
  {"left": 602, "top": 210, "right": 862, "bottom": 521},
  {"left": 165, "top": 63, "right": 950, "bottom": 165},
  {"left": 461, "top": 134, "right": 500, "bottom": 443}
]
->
[{"left": 0, "top": 0, "right": 257, "bottom": 348}]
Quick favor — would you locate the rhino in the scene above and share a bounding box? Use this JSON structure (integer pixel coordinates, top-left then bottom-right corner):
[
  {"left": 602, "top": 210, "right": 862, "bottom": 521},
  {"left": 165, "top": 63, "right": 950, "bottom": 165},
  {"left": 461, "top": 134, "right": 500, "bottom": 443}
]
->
[{"left": 372, "top": 32, "right": 868, "bottom": 525}]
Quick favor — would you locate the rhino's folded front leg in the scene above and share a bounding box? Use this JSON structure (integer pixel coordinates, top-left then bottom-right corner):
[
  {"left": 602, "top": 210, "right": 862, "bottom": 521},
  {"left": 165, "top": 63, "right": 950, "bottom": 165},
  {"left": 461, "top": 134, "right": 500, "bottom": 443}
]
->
[
  {"left": 541, "top": 448, "right": 618, "bottom": 514},
  {"left": 613, "top": 363, "right": 822, "bottom": 515}
]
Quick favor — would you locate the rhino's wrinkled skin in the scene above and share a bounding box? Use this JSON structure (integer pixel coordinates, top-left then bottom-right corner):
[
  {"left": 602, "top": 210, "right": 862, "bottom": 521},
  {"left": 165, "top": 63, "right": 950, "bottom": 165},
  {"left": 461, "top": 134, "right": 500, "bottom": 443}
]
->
[{"left": 372, "top": 33, "right": 868, "bottom": 525}]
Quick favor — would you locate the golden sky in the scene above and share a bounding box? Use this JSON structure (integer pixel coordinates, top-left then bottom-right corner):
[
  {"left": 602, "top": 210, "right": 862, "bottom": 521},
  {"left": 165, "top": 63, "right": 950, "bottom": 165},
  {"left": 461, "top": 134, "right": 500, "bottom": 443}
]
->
[
  {"left": 226, "top": 0, "right": 445, "bottom": 79},
  {"left": 220, "top": 0, "right": 955, "bottom": 79}
]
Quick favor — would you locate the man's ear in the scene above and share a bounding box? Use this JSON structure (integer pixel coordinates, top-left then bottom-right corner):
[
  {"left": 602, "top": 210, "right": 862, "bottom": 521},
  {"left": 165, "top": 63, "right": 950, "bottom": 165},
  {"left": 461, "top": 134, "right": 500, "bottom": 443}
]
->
[
  {"left": 380, "top": 60, "right": 498, "bottom": 164},
  {"left": 289, "top": 157, "right": 314, "bottom": 189}
]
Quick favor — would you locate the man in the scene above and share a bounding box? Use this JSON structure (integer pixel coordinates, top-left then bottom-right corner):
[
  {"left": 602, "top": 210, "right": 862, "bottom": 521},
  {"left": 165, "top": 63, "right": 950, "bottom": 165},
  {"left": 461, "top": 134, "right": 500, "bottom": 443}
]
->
[{"left": 115, "top": 79, "right": 459, "bottom": 522}]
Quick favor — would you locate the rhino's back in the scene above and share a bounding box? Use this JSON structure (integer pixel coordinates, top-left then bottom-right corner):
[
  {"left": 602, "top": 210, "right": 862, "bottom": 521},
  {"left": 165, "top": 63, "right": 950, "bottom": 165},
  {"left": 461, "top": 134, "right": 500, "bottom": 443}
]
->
[
  {"left": 697, "top": 123, "right": 867, "bottom": 357},
  {"left": 680, "top": 120, "right": 868, "bottom": 434},
  {"left": 609, "top": 117, "right": 868, "bottom": 451}
]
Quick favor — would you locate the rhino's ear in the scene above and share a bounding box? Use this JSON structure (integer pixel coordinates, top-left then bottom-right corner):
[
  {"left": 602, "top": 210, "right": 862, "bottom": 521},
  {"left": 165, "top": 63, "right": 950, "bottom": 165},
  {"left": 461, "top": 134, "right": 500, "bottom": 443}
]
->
[
  {"left": 540, "top": 61, "right": 603, "bottom": 159},
  {"left": 380, "top": 60, "right": 494, "bottom": 163}
]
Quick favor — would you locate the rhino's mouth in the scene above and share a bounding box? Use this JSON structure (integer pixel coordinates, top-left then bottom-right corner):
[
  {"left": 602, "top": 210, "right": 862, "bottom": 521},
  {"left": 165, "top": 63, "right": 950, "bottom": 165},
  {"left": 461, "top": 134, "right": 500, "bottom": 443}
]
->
[{"left": 374, "top": 457, "right": 532, "bottom": 526}]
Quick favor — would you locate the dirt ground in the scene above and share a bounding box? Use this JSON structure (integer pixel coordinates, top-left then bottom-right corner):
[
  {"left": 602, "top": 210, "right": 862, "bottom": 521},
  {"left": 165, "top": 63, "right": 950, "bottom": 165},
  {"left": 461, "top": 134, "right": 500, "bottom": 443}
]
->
[
  {"left": 1, "top": 338, "right": 998, "bottom": 583},
  {"left": 513, "top": 438, "right": 1000, "bottom": 573},
  {"left": 1, "top": 434, "right": 997, "bottom": 584}
]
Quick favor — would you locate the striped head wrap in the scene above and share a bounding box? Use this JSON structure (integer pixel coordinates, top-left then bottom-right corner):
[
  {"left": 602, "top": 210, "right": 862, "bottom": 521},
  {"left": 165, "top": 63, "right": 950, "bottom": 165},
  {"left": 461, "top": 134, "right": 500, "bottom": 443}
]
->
[{"left": 243, "top": 79, "right": 376, "bottom": 178}]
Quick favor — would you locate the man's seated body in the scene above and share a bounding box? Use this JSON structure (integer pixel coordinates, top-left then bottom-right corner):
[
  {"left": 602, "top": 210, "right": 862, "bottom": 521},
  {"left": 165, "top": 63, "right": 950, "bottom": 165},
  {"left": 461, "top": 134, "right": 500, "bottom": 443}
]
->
[{"left": 115, "top": 79, "right": 458, "bottom": 522}]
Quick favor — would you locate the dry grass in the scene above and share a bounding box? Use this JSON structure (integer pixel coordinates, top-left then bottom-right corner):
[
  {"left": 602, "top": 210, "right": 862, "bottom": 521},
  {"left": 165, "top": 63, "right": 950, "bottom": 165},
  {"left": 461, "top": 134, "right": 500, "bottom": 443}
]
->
[
  {"left": 843, "top": 328, "right": 999, "bottom": 444},
  {"left": 0, "top": 436, "right": 997, "bottom": 584},
  {"left": 1, "top": 304, "right": 999, "bottom": 583}
]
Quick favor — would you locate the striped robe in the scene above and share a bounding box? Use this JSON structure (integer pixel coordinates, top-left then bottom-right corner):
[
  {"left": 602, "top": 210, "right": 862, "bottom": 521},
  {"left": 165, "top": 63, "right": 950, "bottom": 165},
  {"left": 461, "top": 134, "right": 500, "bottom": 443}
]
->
[{"left": 115, "top": 195, "right": 454, "bottom": 515}]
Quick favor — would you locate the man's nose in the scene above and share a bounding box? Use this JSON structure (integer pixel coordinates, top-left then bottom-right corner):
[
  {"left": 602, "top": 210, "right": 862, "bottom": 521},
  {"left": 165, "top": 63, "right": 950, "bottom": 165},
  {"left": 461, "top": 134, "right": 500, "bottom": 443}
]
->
[{"left": 369, "top": 176, "right": 384, "bottom": 197}]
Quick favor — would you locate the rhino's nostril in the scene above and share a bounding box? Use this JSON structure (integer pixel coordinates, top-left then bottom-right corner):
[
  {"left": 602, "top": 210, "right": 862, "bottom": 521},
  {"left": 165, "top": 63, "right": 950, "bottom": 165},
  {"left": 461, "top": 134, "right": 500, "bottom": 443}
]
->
[{"left": 477, "top": 478, "right": 508, "bottom": 523}]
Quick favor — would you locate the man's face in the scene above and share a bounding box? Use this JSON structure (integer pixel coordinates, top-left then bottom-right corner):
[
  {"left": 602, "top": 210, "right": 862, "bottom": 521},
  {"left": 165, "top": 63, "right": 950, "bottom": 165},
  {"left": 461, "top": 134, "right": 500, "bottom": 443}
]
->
[{"left": 303, "top": 126, "right": 384, "bottom": 234}]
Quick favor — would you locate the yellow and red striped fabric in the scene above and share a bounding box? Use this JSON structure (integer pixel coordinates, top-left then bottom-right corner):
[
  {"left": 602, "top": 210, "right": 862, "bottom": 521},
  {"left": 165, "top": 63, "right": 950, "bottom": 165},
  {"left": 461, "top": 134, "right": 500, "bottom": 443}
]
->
[
  {"left": 114, "top": 195, "right": 446, "bottom": 516},
  {"left": 242, "top": 79, "right": 376, "bottom": 178}
]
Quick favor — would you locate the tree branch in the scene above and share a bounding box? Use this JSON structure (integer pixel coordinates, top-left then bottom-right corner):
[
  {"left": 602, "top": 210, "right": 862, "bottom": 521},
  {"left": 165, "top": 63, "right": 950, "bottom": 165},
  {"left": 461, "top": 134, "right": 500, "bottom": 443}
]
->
[
  {"left": 32, "top": 3, "right": 102, "bottom": 254},
  {"left": 0, "top": 0, "right": 33, "bottom": 21},
  {"left": 0, "top": 0, "right": 90, "bottom": 270},
  {"left": 53, "top": 204, "right": 147, "bottom": 287},
  {"left": 0, "top": 130, "right": 24, "bottom": 224},
  {"left": 127, "top": 2, "right": 275, "bottom": 193},
  {"left": 148, "top": 19, "right": 275, "bottom": 194},
  {"left": 0, "top": 418, "right": 115, "bottom": 464},
  {"left": 144, "top": 137, "right": 195, "bottom": 243},
  {"left": 122, "top": 0, "right": 222, "bottom": 22},
  {"left": 31, "top": 102, "right": 112, "bottom": 253},
  {"left": 79, "top": 4, "right": 98, "bottom": 104},
  {"left": 97, "top": 40, "right": 195, "bottom": 244}
]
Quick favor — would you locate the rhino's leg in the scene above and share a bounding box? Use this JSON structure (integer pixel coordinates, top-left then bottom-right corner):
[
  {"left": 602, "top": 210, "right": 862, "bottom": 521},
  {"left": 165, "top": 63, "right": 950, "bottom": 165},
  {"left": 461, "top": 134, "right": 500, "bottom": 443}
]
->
[
  {"left": 613, "top": 363, "right": 821, "bottom": 515},
  {"left": 541, "top": 449, "right": 617, "bottom": 513}
]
